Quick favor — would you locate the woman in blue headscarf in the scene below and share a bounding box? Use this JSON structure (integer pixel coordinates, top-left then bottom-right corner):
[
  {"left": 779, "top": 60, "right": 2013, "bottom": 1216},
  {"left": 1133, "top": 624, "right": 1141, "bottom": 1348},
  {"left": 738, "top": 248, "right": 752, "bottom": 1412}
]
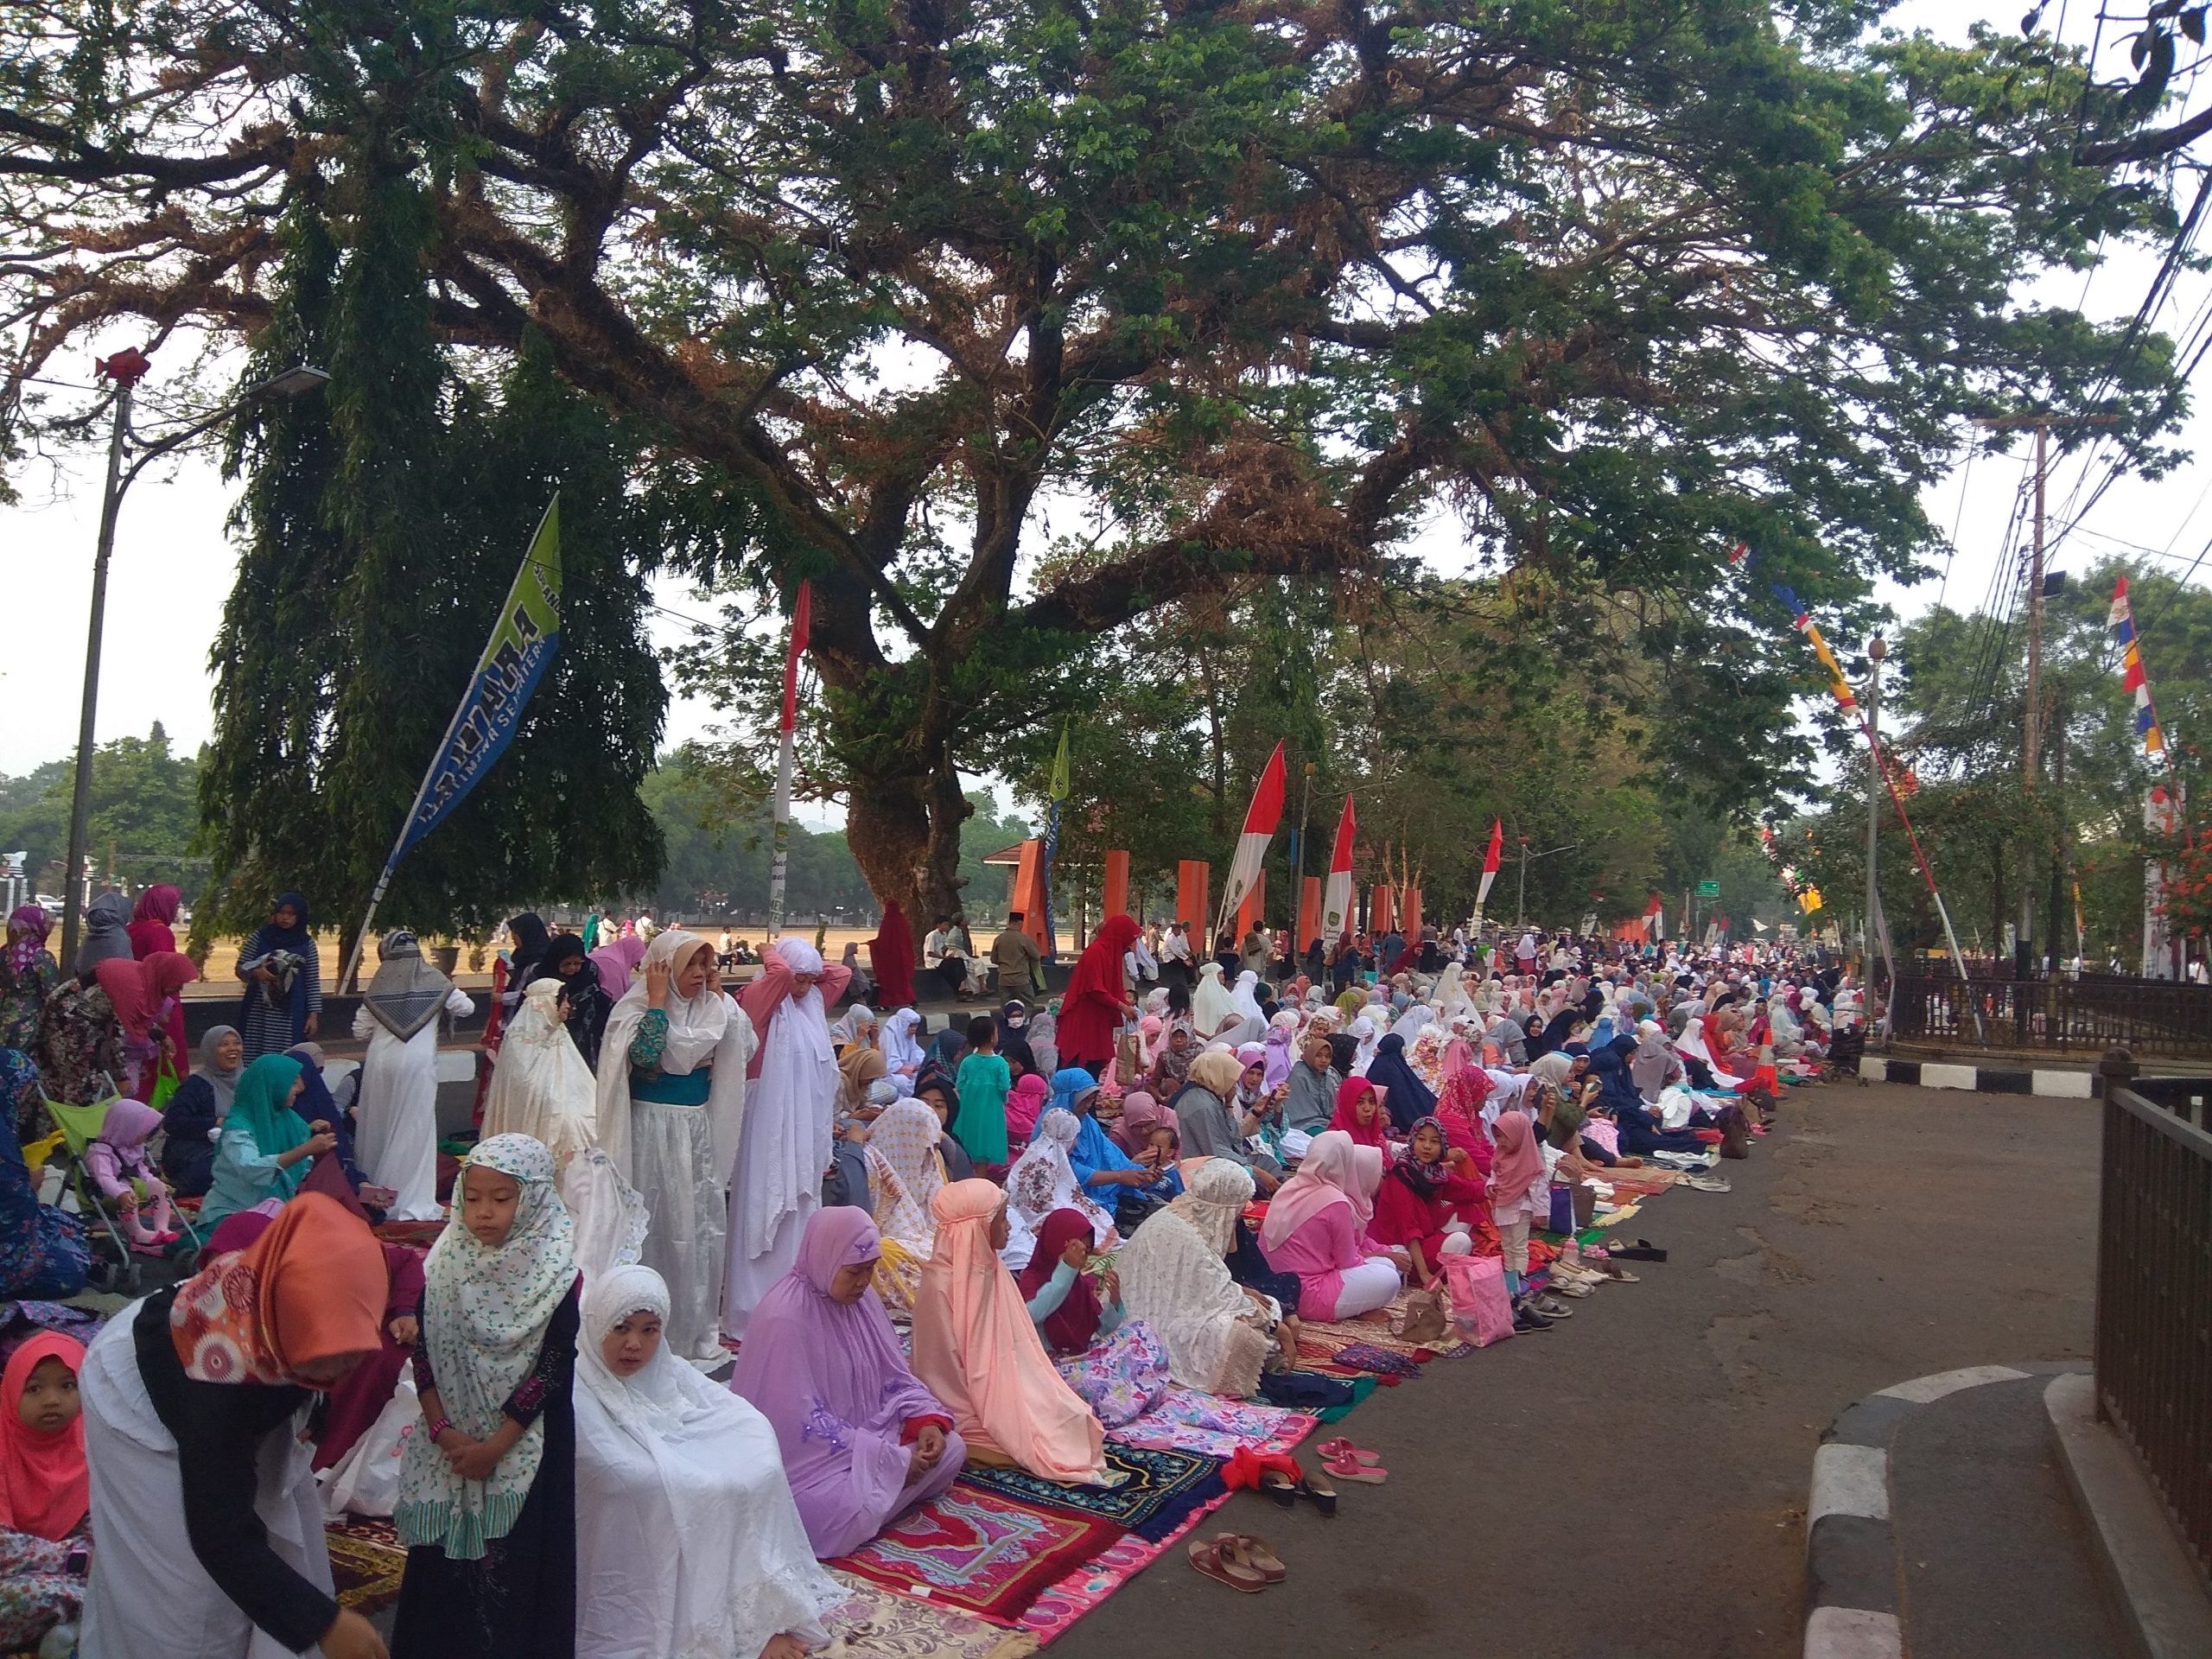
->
[
  {"left": 236, "top": 892, "right": 320, "bottom": 1058},
  {"left": 1363, "top": 1032, "right": 1436, "bottom": 1133},
  {"left": 1589, "top": 1046, "right": 1708, "bottom": 1157},
  {"left": 1052, "top": 1068, "right": 1182, "bottom": 1224}
]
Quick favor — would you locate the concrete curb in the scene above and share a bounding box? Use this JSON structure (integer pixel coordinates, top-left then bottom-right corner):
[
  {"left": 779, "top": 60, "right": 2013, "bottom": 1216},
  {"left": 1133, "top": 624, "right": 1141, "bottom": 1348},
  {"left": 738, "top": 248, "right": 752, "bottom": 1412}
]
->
[
  {"left": 1803, "top": 1363, "right": 2085, "bottom": 1659},
  {"left": 1853, "top": 1057, "right": 2096, "bottom": 1097},
  {"left": 2043, "top": 1373, "right": 2212, "bottom": 1659}
]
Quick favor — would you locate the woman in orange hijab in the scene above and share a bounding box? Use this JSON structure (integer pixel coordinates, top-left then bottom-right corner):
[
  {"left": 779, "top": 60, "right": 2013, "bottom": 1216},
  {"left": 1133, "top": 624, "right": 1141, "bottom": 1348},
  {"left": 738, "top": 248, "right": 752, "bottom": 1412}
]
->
[
  {"left": 911, "top": 1179, "right": 1106, "bottom": 1484},
  {"left": 78, "top": 1191, "right": 393, "bottom": 1659}
]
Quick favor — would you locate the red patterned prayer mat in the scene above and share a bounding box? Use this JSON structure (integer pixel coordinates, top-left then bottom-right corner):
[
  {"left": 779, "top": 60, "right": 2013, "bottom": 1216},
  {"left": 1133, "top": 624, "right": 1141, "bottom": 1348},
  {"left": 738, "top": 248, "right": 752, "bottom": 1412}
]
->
[{"left": 830, "top": 1485, "right": 1122, "bottom": 1625}]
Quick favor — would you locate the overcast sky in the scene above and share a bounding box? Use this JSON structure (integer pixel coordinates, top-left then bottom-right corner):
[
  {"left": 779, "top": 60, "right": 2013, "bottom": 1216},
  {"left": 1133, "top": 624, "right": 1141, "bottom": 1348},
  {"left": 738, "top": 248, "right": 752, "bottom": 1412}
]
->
[{"left": 3, "top": 0, "right": 2205, "bottom": 809}]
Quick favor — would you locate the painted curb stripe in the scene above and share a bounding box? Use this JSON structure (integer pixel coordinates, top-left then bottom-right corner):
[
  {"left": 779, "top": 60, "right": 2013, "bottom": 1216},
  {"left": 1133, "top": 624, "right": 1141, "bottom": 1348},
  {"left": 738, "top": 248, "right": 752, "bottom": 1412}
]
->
[
  {"left": 1809, "top": 1443, "right": 1890, "bottom": 1523},
  {"left": 1872, "top": 1365, "right": 2030, "bottom": 1405},
  {"left": 1805, "top": 1606, "right": 1904, "bottom": 1659}
]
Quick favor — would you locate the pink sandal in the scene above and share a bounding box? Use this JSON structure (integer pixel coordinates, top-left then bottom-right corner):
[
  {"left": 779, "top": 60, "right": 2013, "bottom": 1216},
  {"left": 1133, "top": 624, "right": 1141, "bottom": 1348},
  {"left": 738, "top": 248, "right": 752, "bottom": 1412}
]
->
[
  {"left": 1320, "top": 1451, "right": 1388, "bottom": 1484},
  {"left": 1315, "top": 1438, "right": 1381, "bottom": 1467}
]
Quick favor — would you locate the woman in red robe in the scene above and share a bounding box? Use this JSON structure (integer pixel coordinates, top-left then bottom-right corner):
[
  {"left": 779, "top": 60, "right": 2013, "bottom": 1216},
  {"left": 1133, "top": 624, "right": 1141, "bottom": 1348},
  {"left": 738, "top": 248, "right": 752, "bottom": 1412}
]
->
[
  {"left": 868, "top": 900, "right": 917, "bottom": 1009},
  {"left": 1055, "top": 915, "right": 1139, "bottom": 1073}
]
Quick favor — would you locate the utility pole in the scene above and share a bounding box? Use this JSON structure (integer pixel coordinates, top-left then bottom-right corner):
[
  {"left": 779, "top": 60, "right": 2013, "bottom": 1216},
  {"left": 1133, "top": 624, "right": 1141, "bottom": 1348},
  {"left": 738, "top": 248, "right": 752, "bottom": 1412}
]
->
[
  {"left": 1866, "top": 635, "right": 1886, "bottom": 991},
  {"left": 1969, "top": 410, "right": 2117, "bottom": 979}
]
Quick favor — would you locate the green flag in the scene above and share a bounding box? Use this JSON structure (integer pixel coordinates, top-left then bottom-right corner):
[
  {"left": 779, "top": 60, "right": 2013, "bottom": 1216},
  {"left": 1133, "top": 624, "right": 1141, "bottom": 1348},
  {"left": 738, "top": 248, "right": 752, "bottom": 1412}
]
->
[{"left": 1049, "top": 721, "right": 1071, "bottom": 800}]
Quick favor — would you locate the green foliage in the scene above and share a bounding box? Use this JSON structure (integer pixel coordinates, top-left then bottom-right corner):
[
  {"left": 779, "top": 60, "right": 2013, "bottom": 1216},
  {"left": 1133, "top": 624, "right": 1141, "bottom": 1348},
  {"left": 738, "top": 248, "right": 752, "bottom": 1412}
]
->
[
  {"left": 1783, "top": 556, "right": 2212, "bottom": 965},
  {"left": 2, "top": 0, "right": 2191, "bottom": 932},
  {"left": 196, "top": 181, "right": 667, "bottom": 950},
  {"left": 0, "top": 727, "right": 202, "bottom": 898}
]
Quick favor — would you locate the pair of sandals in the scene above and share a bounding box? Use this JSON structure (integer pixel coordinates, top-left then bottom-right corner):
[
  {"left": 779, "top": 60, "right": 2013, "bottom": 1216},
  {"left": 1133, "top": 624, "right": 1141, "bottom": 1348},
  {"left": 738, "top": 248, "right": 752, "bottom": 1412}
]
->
[{"left": 1189, "top": 1531, "right": 1287, "bottom": 1592}]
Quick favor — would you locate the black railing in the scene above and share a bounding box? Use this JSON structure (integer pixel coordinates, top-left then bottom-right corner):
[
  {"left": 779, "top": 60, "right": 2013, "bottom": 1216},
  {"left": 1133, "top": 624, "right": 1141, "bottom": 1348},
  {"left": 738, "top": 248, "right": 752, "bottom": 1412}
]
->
[
  {"left": 1889, "top": 973, "right": 2212, "bottom": 1056},
  {"left": 2094, "top": 1052, "right": 2212, "bottom": 1591}
]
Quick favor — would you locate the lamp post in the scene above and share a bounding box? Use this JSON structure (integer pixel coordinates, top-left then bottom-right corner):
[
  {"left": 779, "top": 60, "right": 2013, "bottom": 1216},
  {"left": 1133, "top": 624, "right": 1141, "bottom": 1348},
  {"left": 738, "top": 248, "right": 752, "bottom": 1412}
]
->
[
  {"left": 1515, "top": 838, "right": 1580, "bottom": 929},
  {"left": 59, "top": 353, "right": 330, "bottom": 965}
]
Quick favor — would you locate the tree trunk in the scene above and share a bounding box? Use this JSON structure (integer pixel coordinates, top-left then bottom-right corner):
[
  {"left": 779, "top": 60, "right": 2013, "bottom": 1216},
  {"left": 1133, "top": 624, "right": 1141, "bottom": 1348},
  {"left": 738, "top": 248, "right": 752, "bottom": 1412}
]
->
[{"left": 843, "top": 753, "right": 974, "bottom": 962}]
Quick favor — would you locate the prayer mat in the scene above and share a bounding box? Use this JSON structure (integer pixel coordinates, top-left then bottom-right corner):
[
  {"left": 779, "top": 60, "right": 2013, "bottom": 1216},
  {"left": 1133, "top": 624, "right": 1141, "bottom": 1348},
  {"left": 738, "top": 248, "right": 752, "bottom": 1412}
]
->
[
  {"left": 824, "top": 1572, "right": 1039, "bottom": 1659},
  {"left": 1314, "top": 1374, "right": 1380, "bottom": 1422},
  {"left": 325, "top": 1516, "right": 406, "bottom": 1617},
  {"left": 1108, "top": 1389, "right": 1316, "bottom": 1462},
  {"left": 830, "top": 1486, "right": 1122, "bottom": 1624},
  {"left": 1325, "top": 1340, "right": 1422, "bottom": 1378},
  {"left": 371, "top": 1218, "right": 445, "bottom": 1249},
  {"left": 960, "top": 1443, "right": 1222, "bottom": 1543}
]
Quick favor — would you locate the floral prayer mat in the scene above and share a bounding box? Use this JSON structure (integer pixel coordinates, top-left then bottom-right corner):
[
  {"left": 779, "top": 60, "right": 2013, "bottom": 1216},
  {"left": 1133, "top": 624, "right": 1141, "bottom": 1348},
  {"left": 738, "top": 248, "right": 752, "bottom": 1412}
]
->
[
  {"left": 957, "top": 1442, "right": 1222, "bottom": 1542},
  {"left": 824, "top": 1572, "right": 1039, "bottom": 1659}
]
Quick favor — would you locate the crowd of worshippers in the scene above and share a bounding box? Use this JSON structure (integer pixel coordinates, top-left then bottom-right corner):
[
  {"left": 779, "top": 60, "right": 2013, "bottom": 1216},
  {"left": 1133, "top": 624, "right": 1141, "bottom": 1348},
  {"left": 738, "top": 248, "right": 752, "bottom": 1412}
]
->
[{"left": 0, "top": 888, "right": 1864, "bottom": 1658}]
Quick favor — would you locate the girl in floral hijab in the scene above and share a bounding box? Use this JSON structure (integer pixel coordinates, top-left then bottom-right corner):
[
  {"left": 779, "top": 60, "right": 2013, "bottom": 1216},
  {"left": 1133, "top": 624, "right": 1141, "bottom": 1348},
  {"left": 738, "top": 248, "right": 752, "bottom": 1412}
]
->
[{"left": 394, "top": 1134, "right": 581, "bottom": 1657}]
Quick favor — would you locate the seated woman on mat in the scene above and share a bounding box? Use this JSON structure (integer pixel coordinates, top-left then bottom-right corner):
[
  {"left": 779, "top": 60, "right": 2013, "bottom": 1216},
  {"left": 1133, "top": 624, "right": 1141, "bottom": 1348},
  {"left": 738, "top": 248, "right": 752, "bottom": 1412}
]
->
[
  {"left": 1363, "top": 1116, "right": 1485, "bottom": 1289},
  {"left": 1013, "top": 1207, "right": 1167, "bottom": 1430},
  {"left": 1255, "top": 1130, "right": 1402, "bottom": 1321},
  {"left": 910, "top": 1180, "right": 1106, "bottom": 1484},
  {"left": 159, "top": 1025, "right": 244, "bottom": 1198},
  {"left": 574, "top": 1264, "right": 842, "bottom": 1659},
  {"left": 1117, "top": 1159, "right": 1294, "bottom": 1398},
  {"left": 732, "top": 1207, "right": 965, "bottom": 1559},
  {"left": 196, "top": 1052, "right": 336, "bottom": 1232}
]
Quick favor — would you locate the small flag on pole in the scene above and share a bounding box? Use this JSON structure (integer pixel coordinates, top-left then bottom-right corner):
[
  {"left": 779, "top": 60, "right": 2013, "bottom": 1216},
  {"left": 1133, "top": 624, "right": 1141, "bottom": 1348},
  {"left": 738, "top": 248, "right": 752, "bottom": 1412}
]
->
[
  {"left": 2109, "top": 576, "right": 2168, "bottom": 757},
  {"left": 1217, "top": 742, "right": 1286, "bottom": 934},
  {"left": 767, "top": 580, "right": 812, "bottom": 937},
  {"left": 1320, "top": 795, "right": 1357, "bottom": 937},
  {"left": 1049, "top": 721, "right": 1071, "bottom": 800},
  {"left": 1472, "top": 817, "right": 1503, "bottom": 925}
]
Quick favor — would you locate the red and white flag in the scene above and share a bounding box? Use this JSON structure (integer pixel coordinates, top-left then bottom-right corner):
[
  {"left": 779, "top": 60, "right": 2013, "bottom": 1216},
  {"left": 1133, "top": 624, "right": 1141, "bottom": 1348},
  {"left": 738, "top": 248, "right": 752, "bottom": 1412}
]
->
[
  {"left": 1320, "top": 794, "right": 1357, "bottom": 938},
  {"left": 1644, "top": 891, "right": 1664, "bottom": 941},
  {"left": 768, "top": 580, "right": 811, "bottom": 935},
  {"left": 1471, "top": 817, "right": 1503, "bottom": 924},
  {"left": 1218, "top": 742, "right": 1286, "bottom": 934}
]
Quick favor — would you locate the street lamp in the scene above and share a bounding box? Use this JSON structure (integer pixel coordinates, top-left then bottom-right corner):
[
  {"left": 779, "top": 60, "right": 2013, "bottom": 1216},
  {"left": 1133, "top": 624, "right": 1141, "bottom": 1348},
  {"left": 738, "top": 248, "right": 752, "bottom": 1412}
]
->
[
  {"left": 59, "top": 352, "right": 330, "bottom": 965},
  {"left": 1515, "top": 837, "right": 1580, "bottom": 929}
]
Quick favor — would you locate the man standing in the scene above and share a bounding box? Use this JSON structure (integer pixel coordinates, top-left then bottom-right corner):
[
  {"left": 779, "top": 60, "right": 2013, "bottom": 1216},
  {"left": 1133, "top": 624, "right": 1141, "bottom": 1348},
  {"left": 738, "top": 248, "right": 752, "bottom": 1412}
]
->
[
  {"left": 1160, "top": 921, "right": 1193, "bottom": 992},
  {"left": 992, "top": 910, "right": 1045, "bottom": 995},
  {"left": 726, "top": 937, "right": 852, "bottom": 1337},
  {"left": 1239, "top": 921, "right": 1272, "bottom": 981}
]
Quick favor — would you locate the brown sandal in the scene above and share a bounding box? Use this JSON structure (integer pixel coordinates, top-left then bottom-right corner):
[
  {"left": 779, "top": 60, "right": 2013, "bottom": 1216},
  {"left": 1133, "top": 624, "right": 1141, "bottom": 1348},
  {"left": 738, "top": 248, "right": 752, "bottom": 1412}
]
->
[
  {"left": 1230, "top": 1534, "right": 1287, "bottom": 1583},
  {"left": 1188, "top": 1535, "right": 1269, "bottom": 1592}
]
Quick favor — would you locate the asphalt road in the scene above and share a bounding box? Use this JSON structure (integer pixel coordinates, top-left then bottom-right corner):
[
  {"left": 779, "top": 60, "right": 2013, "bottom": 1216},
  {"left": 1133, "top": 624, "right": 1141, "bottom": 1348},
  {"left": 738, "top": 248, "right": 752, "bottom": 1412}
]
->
[{"left": 1053, "top": 1080, "right": 2105, "bottom": 1659}]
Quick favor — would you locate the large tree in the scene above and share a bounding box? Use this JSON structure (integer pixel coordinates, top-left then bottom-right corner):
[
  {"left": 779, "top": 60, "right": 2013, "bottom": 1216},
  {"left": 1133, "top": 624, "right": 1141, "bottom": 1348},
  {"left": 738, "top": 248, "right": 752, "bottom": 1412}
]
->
[{"left": 0, "top": 0, "right": 2189, "bottom": 930}]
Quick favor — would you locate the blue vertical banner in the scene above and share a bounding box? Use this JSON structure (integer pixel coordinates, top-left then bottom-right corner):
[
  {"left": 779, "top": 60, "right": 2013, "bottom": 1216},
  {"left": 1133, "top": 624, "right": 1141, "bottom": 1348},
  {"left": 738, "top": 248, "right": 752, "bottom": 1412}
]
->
[{"left": 340, "top": 496, "right": 562, "bottom": 988}]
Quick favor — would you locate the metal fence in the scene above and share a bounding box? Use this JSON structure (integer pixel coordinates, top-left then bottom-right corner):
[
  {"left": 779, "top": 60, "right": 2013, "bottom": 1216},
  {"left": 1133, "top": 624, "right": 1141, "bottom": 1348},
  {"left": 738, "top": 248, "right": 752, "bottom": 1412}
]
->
[
  {"left": 1889, "top": 974, "right": 2212, "bottom": 1057},
  {"left": 2094, "top": 1058, "right": 2212, "bottom": 1590}
]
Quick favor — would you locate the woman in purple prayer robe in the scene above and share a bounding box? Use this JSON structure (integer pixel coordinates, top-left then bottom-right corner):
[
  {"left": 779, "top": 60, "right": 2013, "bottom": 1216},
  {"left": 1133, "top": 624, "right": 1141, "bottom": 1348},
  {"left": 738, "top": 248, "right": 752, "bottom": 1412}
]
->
[{"left": 729, "top": 1206, "right": 966, "bottom": 1558}]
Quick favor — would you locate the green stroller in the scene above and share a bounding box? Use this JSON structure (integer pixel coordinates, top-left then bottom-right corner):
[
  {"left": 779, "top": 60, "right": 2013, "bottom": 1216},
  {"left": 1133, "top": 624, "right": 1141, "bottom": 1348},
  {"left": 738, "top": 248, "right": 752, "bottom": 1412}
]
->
[{"left": 42, "top": 1077, "right": 201, "bottom": 1294}]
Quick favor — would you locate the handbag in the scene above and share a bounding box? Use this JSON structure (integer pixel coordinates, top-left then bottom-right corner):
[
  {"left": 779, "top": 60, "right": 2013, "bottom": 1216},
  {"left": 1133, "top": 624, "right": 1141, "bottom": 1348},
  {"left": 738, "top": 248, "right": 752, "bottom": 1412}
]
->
[{"left": 1547, "top": 1183, "right": 1574, "bottom": 1235}]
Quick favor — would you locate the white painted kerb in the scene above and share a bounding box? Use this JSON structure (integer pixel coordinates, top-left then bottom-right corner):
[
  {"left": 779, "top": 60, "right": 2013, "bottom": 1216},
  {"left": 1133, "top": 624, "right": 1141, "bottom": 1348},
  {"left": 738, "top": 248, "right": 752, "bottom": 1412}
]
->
[{"left": 1809, "top": 1442, "right": 1890, "bottom": 1524}]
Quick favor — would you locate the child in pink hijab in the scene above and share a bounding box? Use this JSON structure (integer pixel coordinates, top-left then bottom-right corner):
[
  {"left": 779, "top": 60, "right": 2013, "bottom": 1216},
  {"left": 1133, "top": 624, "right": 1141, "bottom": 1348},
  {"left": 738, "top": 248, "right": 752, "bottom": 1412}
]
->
[
  {"left": 85, "top": 1098, "right": 177, "bottom": 1251},
  {"left": 1005, "top": 1071, "right": 1048, "bottom": 1150}
]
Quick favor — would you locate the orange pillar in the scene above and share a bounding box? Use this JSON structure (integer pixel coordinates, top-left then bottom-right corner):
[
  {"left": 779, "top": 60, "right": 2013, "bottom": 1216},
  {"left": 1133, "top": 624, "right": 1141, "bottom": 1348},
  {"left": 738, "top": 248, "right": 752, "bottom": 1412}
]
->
[
  {"left": 1176, "top": 861, "right": 1211, "bottom": 933},
  {"left": 1102, "top": 849, "right": 1130, "bottom": 918},
  {"left": 1402, "top": 886, "right": 1422, "bottom": 942},
  {"left": 1372, "top": 884, "right": 1395, "bottom": 936},
  {"left": 1233, "top": 869, "right": 1267, "bottom": 942},
  {"left": 1012, "top": 841, "right": 1052, "bottom": 957},
  {"left": 1298, "top": 876, "right": 1322, "bottom": 955}
]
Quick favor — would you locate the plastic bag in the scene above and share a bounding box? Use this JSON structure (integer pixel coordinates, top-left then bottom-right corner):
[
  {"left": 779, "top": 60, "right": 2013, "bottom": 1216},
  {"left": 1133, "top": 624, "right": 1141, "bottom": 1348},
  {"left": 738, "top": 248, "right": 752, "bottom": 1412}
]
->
[{"left": 1441, "top": 1252, "right": 1515, "bottom": 1347}]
